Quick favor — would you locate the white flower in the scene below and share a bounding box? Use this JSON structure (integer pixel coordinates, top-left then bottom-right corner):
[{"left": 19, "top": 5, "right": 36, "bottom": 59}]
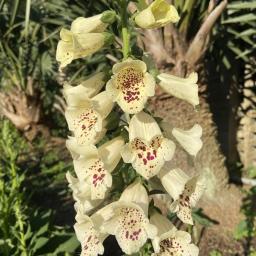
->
[
  {"left": 106, "top": 58, "right": 155, "bottom": 114},
  {"left": 74, "top": 215, "right": 104, "bottom": 256},
  {"left": 159, "top": 168, "right": 205, "bottom": 225},
  {"left": 56, "top": 12, "right": 115, "bottom": 68},
  {"left": 150, "top": 212, "right": 199, "bottom": 255},
  {"left": 172, "top": 124, "right": 203, "bottom": 157},
  {"left": 63, "top": 72, "right": 105, "bottom": 106},
  {"left": 66, "top": 172, "right": 102, "bottom": 213},
  {"left": 66, "top": 136, "right": 124, "bottom": 200},
  {"left": 65, "top": 91, "right": 113, "bottom": 145},
  {"left": 71, "top": 14, "right": 108, "bottom": 34},
  {"left": 56, "top": 28, "right": 113, "bottom": 68},
  {"left": 159, "top": 167, "right": 190, "bottom": 201},
  {"left": 101, "top": 181, "right": 157, "bottom": 254},
  {"left": 158, "top": 72, "right": 199, "bottom": 107},
  {"left": 135, "top": 0, "right": 180, "bottom": 29},
  {"left": 121, "top": 111, "right": 175, "bottom": 179}
]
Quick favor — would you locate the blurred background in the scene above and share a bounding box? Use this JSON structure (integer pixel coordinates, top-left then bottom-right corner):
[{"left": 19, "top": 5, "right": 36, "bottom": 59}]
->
[{"left": 0, "top": 0, "right": 255, "bottom": 255}]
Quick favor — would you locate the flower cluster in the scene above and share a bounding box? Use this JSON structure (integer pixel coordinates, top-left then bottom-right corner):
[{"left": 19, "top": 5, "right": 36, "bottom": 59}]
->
[{"left": 56, "top": 1, "right": 206, "bottom": 255}]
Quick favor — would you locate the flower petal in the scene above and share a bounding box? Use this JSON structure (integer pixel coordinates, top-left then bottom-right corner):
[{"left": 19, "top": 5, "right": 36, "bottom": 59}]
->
[
  {"left": 71, "top": 14, "right": 107, "bottom": 34},
  {"left": 172, "top": 124, "right": 203, "bottom": 157},
  {"left": 103, "top": 203, "right": 157, "bottom": 255},
  {"left": 92, "top": 91, "right": 114, "bottom": 118},
  {"left": 74, "top": 220, "right": 104, "bottom": 256},
  {"left": 72, "top": 33, "right": 106, "bottom": 58},
  {"left": 107, "top": 59, "right": 155, "bottom": 114},
  {"left": 119, "top": 180, "right": 149, "bottom": 215},
  {"left": 63, "top": 72, "right": 105, "bottom": 106},
  {"left": 56, "top": 40, "right": 74, "bottom": 68},
  {"left": 158, "top": 72, "right": 199, "bottom": 107},
  {"left": 112, "top": 58, "right": 147, "bottom": 74},
  {"left": 169, "top": 175, "right": 205, "bottom": 225},
  {"left": 150, "top": 212, "right": 176, "bottom": 236},
  {"left": 98, "top": 136, "right": 124, "bottom": 172},
  {"left": 123, "top": 136, "right": 174, "bottom": 179},
  {"left": 66, "top": 136, "right": 98, "bottom": 159},
  {"left": 120, "top": 144, "right": 136, "bottom": 163},
  {"left": 159, "top": 167, "right": 190, "bottom": 200},
  {"left": 150, "top": 212, "right": 177, "bottom": 253},
  {"left": 129, "top": 112, "right": 162, "bottom": 142},
  {"left": 135, "top": 0, "right": 179, "bottom": 29},
  {"left": 65, "top": 107, "right": 104, "bottom": 145},
  {"left": 158, "top": 138, "right": 176, "bottom": 161},
  {"left": 66, "top": 172, "right": 103, "bottom": 213}
]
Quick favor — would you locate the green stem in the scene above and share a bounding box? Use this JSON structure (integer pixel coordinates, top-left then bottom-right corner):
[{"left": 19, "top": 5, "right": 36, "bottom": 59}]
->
[{"left": 121, "top": 0, "right": 130, "bottom": 59}]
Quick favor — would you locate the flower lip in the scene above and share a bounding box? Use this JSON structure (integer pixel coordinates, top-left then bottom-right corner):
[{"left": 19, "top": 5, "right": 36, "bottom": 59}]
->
[
  {"left": 106, "top": 59, "right": 155, "bottom": 114},
  {"left": 121, "top": 112, "right": 176, "bottom": 179}
]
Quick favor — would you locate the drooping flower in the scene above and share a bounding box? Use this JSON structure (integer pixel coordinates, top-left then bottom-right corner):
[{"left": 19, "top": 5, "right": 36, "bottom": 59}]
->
[
  {"left": 56, "top": 12, "right": 115, "bottom": 68},
  {"left": 66, "top": 172, "right": 102, "bottom": 213},
  {"left": 172, "top": 124, "right": 203, "bottom": 157},
  {"left": 101, "top": 181, "right": 157, "bottom": 254},
  {"left": 63, "top": 72, "right": 105, "bottom": 106},
  {"left": 159, "top": 168, "right": 205, "bottom": 225},
  {"left": 150, "top": 212, "right": 199, "bottom": 255},
  {"left": 73, "top": 201, "right": 116, "bottom": 256},
  {"left": 74, "top": 215, "right": 104, "bottom": 256},
  {"left": 70, "top": 11, "right": 116, "bottom": 34},
  {"left": 56, "top": 28, "right": 113, "bottom": 68},
  {"left": 121, "top": 111, "right": 176, "bottom": 179},
  {"left": 135, "top": 0, "right": 180, "bottom": 29},
  {"left": 158, "top": 72, "right": 199, "bottom": 107},
  {"left": 66, "top": 136, "right": 124, "bottom": 200},
  {"left": 106, "top": 58, "right": 156, "bottom": 114},
  {"left": 65, "top": 91, "right": 113, "bottom": 145}
]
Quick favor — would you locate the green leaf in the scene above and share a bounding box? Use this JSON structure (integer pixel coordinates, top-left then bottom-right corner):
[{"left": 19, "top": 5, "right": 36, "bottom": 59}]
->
[
  {"left": 192, "top": 208, "right": 218, "bottom": 227},
  {"left": 223, "top": 13, "right": 256, "bottom": 24},
  {"left": 228, "top": 2, "right": 256, "bottom": 9},
  {"left": 33, "top": 237, "right": 49, "bottom": 252},
  {"left": 234, "top": 220, "right": 249, "bottom": 239}
]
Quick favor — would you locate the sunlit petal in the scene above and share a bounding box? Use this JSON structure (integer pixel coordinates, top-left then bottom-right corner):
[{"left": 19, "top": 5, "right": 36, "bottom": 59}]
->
[
  {"left": 74, "top": 218, "right": 104, "bottom": 256},
  {"left": 158, "top": 72, "right": 199, "bottom": 107},
  {"left": 119, "top": 180, "right": 149, "bottom": 215},
  {"left": 151, "top": 213, "right": 199, "bottom": 255},
  {"left": 135, "top": 0, "right": 180, "bottom": 29},
  {"left": 63, "top": 72, "right": 105, "bottom": 106},
  {"left": 172, "top": 124, "right": 203, "bottom": 157},
  {"left": 106, "top": 59, "right": 155, "bottom": 114},
  {"left": 122, "top": 112, "right": 175, "bottom": 179},
  {"left": 159, "top": 167, "right": 190, "bottom": 200},
  {"left": 169, "top": 175, "right": 205, "bottom": 225}
]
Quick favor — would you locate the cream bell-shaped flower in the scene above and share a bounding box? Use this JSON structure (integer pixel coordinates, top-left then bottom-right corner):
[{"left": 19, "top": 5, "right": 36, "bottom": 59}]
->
[
  {"left": 66, "top": 171, "right": 102, "bottom": 213},
  {"left": 159, "top": 167, "right": 190, "bottom": 201},
  {"left": 56, "top": 28, "right": 113, "bottom": 68},
  {"left": 101, "top": 181, "right": 157, "bottom": 255},
  {"left": 135, "top": 0, "right": 180, "bottom": 29},
  {"left": 121, "top": 111, "right": 176, "bottom": 179},
  {"left": 65, "top": 91, "right": 113, "bottom": 145},
  {"left": 160, "top": 169, "right": 205, "bottom": 225},
  {"left": 106, "top": 58, "right": 155, "bottom": 114},
  {"left": 70, "top": 11, "right": 116, "bottom": 34},
  {"left": 172, "top": 124, "right": 203, "bottom": 157},
  {"left": 150, "top": 212, "right": 199, "bottom": 255},
  {"left": 66, "top": 136, "right": 124, "bottom": 200},
  {"left": 74, "top": 215, "right": 104, "bottom": 256},
  {"left": 63, "top": 72, "right": 105, "bottom": 106},
  {"left": 73, "top": 201, "right": 117, "bottom": 256},
  {"left": 158, "top": 72, "right": 199, "bottom": 107}
]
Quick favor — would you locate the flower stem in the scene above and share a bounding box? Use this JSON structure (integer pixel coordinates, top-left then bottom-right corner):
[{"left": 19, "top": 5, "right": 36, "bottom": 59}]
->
[{"left": 121, "top": 0, "right": 130, "bottom": 59}]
